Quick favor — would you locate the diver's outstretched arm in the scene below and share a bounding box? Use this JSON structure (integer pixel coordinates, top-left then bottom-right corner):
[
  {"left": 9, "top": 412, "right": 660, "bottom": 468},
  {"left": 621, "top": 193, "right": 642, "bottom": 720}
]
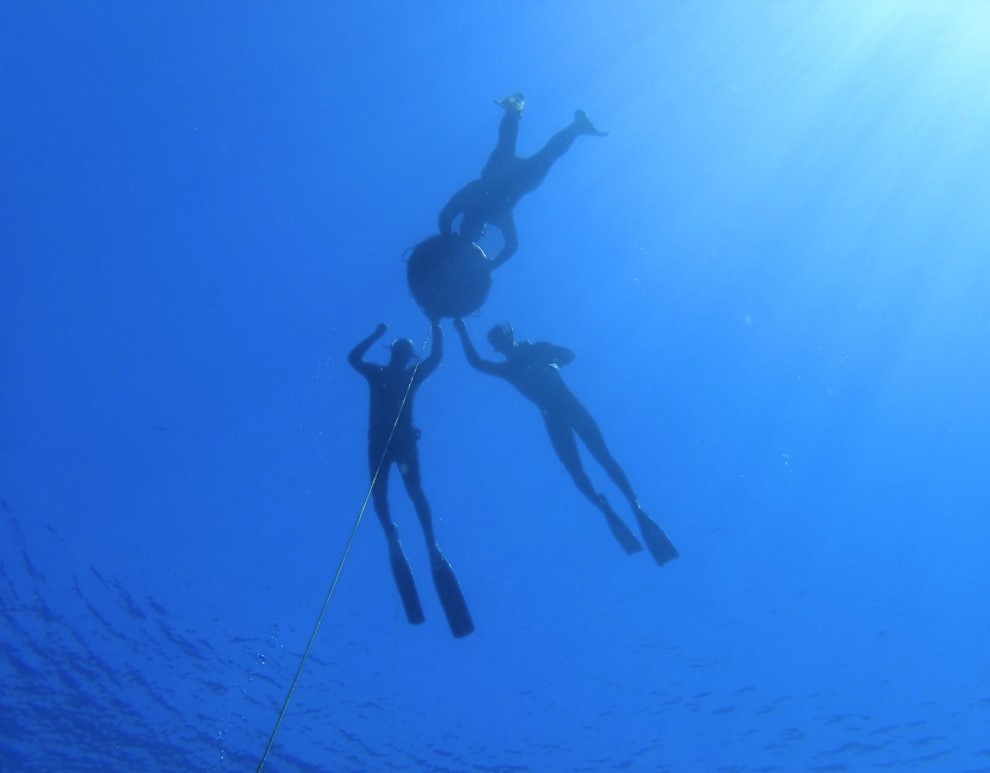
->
[
  {"left": 348, "top": 323, "right": 387, "bottom": 375},
  {"left": 453, "top": 319, "right": 502, "bottom": 376}
]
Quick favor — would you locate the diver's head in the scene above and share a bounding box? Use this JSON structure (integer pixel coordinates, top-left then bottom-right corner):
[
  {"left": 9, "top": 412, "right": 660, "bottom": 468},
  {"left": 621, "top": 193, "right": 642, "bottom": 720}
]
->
[
  {"left": 389, "top": 338, "right": 416, "bottom": 365},
  {"left": 487, "top": 322, "right": 514, "bottom": 354}
]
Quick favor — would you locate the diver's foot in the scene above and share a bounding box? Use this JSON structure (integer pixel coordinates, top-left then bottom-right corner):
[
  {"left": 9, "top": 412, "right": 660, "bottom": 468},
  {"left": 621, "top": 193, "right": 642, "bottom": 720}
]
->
[
  {"left": 632, "top": 505, "right": 679, "bottom": 567},
  {"left": 574, "top": 109, "right": 609, "bottom": 137},
  {"left": 494, "top": 92, "right": 525, "bottom": 113}
]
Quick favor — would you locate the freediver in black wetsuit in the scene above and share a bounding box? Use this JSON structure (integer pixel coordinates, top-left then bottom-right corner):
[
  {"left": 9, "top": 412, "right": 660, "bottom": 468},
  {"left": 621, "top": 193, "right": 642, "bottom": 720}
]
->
[
  {"left": 453, "top": 318, "right": 678, "bottom": 567},
  {"left": 348, "top": 322, "right": 474, "bottom": 637},
  {"left": 438, "top": 93, "right": 608, "bottom": 271}
]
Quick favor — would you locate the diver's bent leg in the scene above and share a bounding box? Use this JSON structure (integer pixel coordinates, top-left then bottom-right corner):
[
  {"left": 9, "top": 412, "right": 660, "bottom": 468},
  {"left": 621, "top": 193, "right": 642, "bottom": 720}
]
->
[
  {"left": 514, "top": 110, "right": 605, "bottom": 194},
  {"left": 513, "top": 124, "right": 579, "bottom": 194}
]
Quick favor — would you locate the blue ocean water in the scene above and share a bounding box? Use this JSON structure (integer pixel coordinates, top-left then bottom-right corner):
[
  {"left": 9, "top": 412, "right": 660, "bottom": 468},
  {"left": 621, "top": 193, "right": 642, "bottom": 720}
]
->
[{"left": 3, "top": 2, "right": 990, "bottom": 770}]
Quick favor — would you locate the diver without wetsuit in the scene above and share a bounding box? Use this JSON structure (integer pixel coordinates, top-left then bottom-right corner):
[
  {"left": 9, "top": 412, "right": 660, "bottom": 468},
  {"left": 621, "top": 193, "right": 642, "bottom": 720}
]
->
[
  {"left": 348, "top": 322, "right": 474, "bottom": 637},
  {"left": 438, "top": 93, "right": 607, "bottom": 270},
  {"left": 454, "top": 318, "right": 678, "bottom": 566}
]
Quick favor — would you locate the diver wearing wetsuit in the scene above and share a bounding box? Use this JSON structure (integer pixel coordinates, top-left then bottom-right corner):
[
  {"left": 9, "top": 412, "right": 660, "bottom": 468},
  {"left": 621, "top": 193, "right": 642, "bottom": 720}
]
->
[
  {"left": 453, "top": 318, "right": 678, "bottom": 566},
  {"left": 348, "top": 322, "right": 474, "bottom": 637},
  {"left": 438, "top": 93, "right": 608, "bottom": 270}
]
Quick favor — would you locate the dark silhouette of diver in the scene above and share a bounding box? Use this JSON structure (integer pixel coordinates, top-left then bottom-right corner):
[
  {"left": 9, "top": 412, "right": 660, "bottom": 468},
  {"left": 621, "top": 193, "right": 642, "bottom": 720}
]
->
[
  {"left": 438, "top": 93, "right": 608, "bottom": 271},
  {"left": 453, "top": 318, "right": 678, "bottom": 567},
  {"left": 348, "top": 322, "right": 474, "bottom": 637}
]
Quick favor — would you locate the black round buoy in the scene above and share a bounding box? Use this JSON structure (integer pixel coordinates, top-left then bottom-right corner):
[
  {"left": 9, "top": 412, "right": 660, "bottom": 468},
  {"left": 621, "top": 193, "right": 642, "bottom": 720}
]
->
[{"left": 406, "top": 234, "right": 492, "bottom": 319}]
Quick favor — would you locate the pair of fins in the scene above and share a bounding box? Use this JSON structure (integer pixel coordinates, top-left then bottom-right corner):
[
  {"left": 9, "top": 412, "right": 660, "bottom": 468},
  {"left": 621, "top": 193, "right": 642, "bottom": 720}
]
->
[
  {"left": 493, "top": 93, "right": 608, "bottom": 137},
  {"left": 601, "top": 499, "right": 679, "bottom": 566},
  {"left": 389, "top": 544, "right": 474, "bottom": 638},
  {"left": 385, "top": 503, "right": 673, "bottom": 637}
]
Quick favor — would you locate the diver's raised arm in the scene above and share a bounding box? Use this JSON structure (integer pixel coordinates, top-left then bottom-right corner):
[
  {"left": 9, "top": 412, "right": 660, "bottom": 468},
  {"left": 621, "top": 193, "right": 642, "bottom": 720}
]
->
[
  {"left": 348, "top": 323, "right": 387, "bottom": 373},
  {"left": 488, "top": 215, "right": 518, "bottom": 271},
  {"left": 438, "top": 189, "right": 464, "bottom": 235},
  {"left": 453, "top": 318, "right": 501, "bottom": 376}
]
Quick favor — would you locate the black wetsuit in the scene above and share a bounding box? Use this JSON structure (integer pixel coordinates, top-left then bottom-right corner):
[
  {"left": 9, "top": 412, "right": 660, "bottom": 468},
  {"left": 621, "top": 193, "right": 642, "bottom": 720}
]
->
[{"left": 348, "top": 326, "right": 442, "bottom": 542}]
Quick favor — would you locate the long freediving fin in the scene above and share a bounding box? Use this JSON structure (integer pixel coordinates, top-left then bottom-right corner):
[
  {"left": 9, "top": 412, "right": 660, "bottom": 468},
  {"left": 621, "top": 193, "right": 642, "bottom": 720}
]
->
[
  {"left": 430, "top": 552, "right": 475, "bottom": 638},
  {"left": 389, "top": 548, "right": 425, "bottom": 625},
  {"left": 573, "top": 109, "right": 609, "bottom": 137},
  {"left": 604, "top": 510, "right": 644, "bottom": 555},
  {"left": 596, "top": 495, "right": 643, "bottom": 555},
  {"left": 633, "top": 507, "right": 679, "bottom": 567}
]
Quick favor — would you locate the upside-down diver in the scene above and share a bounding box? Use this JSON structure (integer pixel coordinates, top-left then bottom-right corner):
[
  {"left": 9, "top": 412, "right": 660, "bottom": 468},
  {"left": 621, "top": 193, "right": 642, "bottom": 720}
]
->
[{"left": 439, "top": 93, "right": 608, "bottom": 270}]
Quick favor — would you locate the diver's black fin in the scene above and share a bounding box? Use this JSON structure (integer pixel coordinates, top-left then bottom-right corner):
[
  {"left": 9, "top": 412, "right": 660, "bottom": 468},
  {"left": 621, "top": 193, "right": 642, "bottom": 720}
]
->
[
  {"left": 633, "top": 507, "right": 679, "bottom": 567},
  {"left": 430, "top": 552, "right": 475, "bottom": 638},
  {"left": 605, "top": 510, "right": 644, "bottom": 555},
  {"left": 574, "top": 109, "right": 609, "bottom": 137},
  {"left": 389, "top": 548, "right": 425, "bottom": 625},
  {"left": 596, "top": 495, "right": 643, "bottom": 555}
]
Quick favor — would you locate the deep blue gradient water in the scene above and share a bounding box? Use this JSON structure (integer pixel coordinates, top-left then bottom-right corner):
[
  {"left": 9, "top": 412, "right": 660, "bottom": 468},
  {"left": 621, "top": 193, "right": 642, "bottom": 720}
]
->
[{"left": 3, "top": 3, "right": 990, "bottom": 770}]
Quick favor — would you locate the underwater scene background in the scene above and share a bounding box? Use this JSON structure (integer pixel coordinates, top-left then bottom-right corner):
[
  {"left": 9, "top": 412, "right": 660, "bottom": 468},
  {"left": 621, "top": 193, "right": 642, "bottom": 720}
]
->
[{"left": 3, "top": 2, "right": 990, "bottom": 770}]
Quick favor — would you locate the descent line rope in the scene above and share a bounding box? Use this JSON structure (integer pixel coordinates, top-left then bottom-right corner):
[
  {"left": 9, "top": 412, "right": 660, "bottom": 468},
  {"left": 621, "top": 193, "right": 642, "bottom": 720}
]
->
[{"left": 257, "top": 326, "right": 432, "bottom": 772}]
